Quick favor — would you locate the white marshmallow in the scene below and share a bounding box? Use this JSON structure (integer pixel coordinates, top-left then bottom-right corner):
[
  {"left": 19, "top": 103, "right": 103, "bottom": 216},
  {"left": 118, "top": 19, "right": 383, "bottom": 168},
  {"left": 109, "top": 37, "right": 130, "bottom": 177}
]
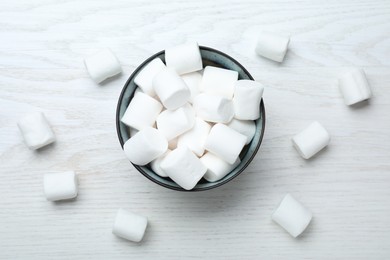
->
[
  {"left": 17, "top": 112, "right": 55, "bottom": 150},
  {"left": 177, "top": 117, "right": 211, "bottom": 157},
  {"left": 150, "top": 149, "right": 171, "bottom": 177},
  {"left": 181, "top": 72, "right": 202, "bottom": 103},
  {"left": 134, "top": 58, "right": 166, "bottom": 96},
  {"left": 121, "top": 92, "right": 163, "bottom": 131},
  {"left": 165, "top": 42, "right": 203, "bottom": 75},
  {"left": 339, "top": 68, "right": 372, "bottom": 106},
  {"left": 205, "top": 124, "right": 246, "bottom": 164},
  {"left": 233, "top": 80, "right": 264, "bottom": 120},
  {"left": 193, "top": 93, "right": 234, "bottom": 123},
  {"left": 292, "top": 121, "right": 330, "bottom": 159},
  {"left": 200, "top": 66, "right": 238, "bottom": 99},
  {"left": 272, "top": 194, "right": 312, "bottom": 238},
  {"left": 227, "top": 119, "right": 256, "bottom": 145},
  {"left": 123, "top": 127, "right": 168, "bottom": 166},
  {"left": 200, "top": 153, "right": 240, "bottom": 182},
  {"left": 112, "top": 208, "right": 148, "bottom": 242},
  {"left": 156, "top": 103, "right": 195, "bottom": 141},
  {"left": 168, "top": 138, "right": 178, "bottom": 150},
  {"left": 43, "top": 171, "right": 78, "bottom": 201},
  {"left": 84, "top": 49, "right": 122, "bottom": 83},
  {"left": 160, "top": 147, "right": 207, "bottom": 190},
  {"left": 255, "top": 32, "right": 290, "bottom": 62},
  {"left": 153, "top": 67, "right": 191, "bottom": 110}
]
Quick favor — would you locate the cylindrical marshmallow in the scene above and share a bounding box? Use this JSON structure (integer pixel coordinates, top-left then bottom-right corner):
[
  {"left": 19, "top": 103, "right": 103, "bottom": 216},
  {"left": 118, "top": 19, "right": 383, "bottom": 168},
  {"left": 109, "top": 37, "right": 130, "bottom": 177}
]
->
[
  {"left": 227, "top": 119, "right": 256, "bottom": 145},
  {"left": 200, "top": 153, "right": 240, "bottom": 182},
  {"left": 153, "top": 67, "right": 191, "bottom": 110},
  {"left": 272, "top": 194, "right": 312, "bottom": 238},
  {"left": 339, "top": 68, "right": 372, "bottom": 106},
  {"left": 233, "top": 80, "right": 264, "bottom": 120},
  {"left": 112, "top": 208, "right": 148, "bottom": 243},
  {"left": 150, "top": 149, "right": 171, "bottom": 177},
  {"left": 193, "top": 93, "right": 234, "bottom": 123},
  {"left": 84, "top": 49, "right": 122, "bottom": 83},
  {"left": 43, "top": 171, "right": 78, "bottom": 201},
  {"left": 200, "top": 66, "right": 238, "bottom": 99},
  {"left": 156, "top": 103, "right": 195, "bottom": 141},
  {"left": 134, "top": 58, "right": 166, "bottom": 96},
  {"left": 181, "top": 72, "right": 202, "bottom": 103},
  {"left": 165, "top": 42, "right": 203, "bottom": 75},
  {"left": 17, "top": 112, "right": 56, "bottom": 150},
  {"left": 123, "top": 127, "right": 168, "bottom": 166},
  {"left": 292, "top": 121, "right": 330, "bottom": 159},
  {"left": 160, "top": 147, "right": 207, "bottom": 190},
  {"left": 177, "top": 117, "right": 211, "bottom": 157},
  {"left": 205, "top": 124, "right": 247, "bottom": 164},
  {"left": 121, "top": 92, "right": 163, "bottom": 131},
  {"left": 255, "top": 32, "right": 290, "bottom": 62}
]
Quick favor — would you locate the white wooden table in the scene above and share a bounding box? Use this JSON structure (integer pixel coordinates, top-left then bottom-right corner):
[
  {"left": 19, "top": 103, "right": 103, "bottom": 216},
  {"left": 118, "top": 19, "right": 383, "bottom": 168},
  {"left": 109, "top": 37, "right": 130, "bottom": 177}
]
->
[{"left": 1, "top": 0, "right": 390, "bottom": 259}]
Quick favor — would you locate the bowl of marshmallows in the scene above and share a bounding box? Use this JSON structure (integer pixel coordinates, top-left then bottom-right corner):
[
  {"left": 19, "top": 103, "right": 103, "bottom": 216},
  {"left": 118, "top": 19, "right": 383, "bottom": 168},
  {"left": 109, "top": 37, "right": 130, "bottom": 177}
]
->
[{"left": 116, "top": 43, "right": 265, "bottom": 191}]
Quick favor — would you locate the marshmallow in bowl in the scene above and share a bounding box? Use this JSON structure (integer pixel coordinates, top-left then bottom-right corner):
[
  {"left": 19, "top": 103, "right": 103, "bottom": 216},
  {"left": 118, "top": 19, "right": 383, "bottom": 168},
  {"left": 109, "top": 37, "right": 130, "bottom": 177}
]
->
[
  {"left": 43, "top": 171, "right": 78, "bottom": 201},
  {"left": 200, "top": 66, "right": 238, "bottom": 99},
  {"left": 112, "top": 208, "right": 148, "bottom": 242},
  {"left": 123, "top": 127, "right": 168, "bottom": 165},
  {"left": 84, "top": 49, "right": 122, "bottom": 83},
  {"left": 165, "top": 42, "right": 203, "bottom": 75},
  {"left": 227, "top": 119, "right": 256, "bottom": 145},
  {"left": 200, "top": 153, "right": 240, "bottom": 182},
  {"left": 17, "top": 112, "right": 56, "bottom": 150},
  {"left": 255, "top": 32, "right": 290, "bottom": 62},
  {"left": 134, "top": 58, "right": 165, "bottom": 96},
  {"left": 193, "top": 93, "right": 234, "bottom": 123},
  {"left": 181, "top": 72, "right": 202, "bottom": 103},
  {"left": 338, "top": 68, "right": 372, "bottom": 106},
  {"left": 150, "top": 149, "right": 171, "bottom": 177},
  {"left": 177, "top": 117, "right": 211, "bottom": 157},
  {"left": 233, "top": 80, "right": 264, "bottom": 120}
]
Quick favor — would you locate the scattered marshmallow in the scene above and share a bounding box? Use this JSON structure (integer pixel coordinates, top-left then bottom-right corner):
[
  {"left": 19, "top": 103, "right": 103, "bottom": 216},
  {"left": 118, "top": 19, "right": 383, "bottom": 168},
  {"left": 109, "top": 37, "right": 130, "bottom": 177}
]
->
[
  {"left": 153, "top": 67, "right": 191, "bottom": 110},
  {"left": 233, "top": 80, "right": 264, "bottom": 120},
  {"left": 292, "top": 121, "right": 330, "bottom": 159},
  {"left": 165, "top": 42, "right": 203, "bottom": 75},
  {"left": 200, "top": 153, "right": 240, "bottom": 182},
  {"left": 193, "top": 93, "right": 234, "bottom": 123},
  {"left": 181, "top": 72, "right": 202, "bottom": 103},
  {"left": 17, "top": 112, "right": 55, "bottom": 150},
  {"left": 205, "top": 124, "right": 246, "bottom": 164},
  {"left": 227, "top": 119, "right": 256, "bottom": 145},
  {"left": 255, "top": 32, "right": 290, "bottom": 62},
  {"left": 150, "top": 149, "right": 171, "bottom": 177},
  {"left": 43, "top": 171, "right": 78, "bottom": 201},
  {"left": 177, "top": 117, "right": 211, "bottom": 157},
  {"left": 160, "top": 147, "right": 207, "bottom": 190},
  {"left": 272, "top": 194, "right": 312, "bottom": 238},
  {"left": 338, "top": 68, "right": 372, "bottom": 106},
  {"left": 134, "top": 58, "right": 166, "bottom": 96},
  {"left": 121, "top": 92, "right": 163, "bottom": 131},
  {"left": 200, "top": 66, "right": 238, "bottom": 99},
  {"left": 112, "top": 208, "right": 148, "bottom": 242},
  {"left": 84, "top": 49, "right": 122, "bottom": 83},
  {"left": 123, "top": 127, "right": 168, "bottom": 166}
]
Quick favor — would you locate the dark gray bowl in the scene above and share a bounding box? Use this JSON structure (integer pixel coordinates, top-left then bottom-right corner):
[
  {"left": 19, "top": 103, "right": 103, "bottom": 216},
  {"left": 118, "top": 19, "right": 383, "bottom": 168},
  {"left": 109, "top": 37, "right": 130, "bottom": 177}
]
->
[{"left": 116, "top": 46, "right": 265, "bottom": 191}]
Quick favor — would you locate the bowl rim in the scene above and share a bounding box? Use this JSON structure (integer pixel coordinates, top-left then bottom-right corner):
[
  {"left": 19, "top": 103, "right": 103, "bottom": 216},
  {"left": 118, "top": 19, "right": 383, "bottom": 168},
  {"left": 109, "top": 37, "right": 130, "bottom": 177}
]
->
[{"left": 116, "top": 45, "right": 266, "bottom": 192}]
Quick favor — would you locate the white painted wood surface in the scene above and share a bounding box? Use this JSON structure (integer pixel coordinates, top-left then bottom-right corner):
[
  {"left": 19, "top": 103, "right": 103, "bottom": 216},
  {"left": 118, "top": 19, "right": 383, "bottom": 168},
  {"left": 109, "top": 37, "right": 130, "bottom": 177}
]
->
[{"left": 1, "top": 0, "right": 390, "bottom": 259}]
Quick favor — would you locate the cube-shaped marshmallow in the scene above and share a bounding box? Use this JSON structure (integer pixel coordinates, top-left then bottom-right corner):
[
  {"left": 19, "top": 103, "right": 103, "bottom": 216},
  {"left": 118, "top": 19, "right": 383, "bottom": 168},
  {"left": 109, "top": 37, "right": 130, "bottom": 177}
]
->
[
  {"left": 193, "top": 93, "right": 234, "bottom": 123},
  {"left": 200, "top": 66, "right": 238, "bottom": 99},
  {"left": 177, "top": 117, "right": 211, "bottom": 157},
  {"left": 233, "top": 80, "right": 264, "bottom": 120},
  {"left": 255, "top": 32, "right": 290, "bottom": 62},
  {"left": 338, "top": 68, "right": 372, "bottom": 106},
  {"left": 43, "top": 171, "right": 78, "bottom": 201},
  {"left": 134, "top": 58, "right": 166, "bottom": 96},
  {"left": 112, "top": 208, "right": 148, "bottom": 242},
  {"left": 84, "top": 49, "right": 122, "bottom": 83},
  {"left": 165, "top": 42, "right": 203, "bottom": 75},
  {"left": 200, "top": 153, "right": 240, "bottom": 182}
]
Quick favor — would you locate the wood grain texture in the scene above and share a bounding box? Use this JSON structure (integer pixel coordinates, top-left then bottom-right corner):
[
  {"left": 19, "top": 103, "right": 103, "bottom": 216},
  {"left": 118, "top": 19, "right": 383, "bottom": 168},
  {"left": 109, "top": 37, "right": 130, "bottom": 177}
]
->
[{"left": 1, "top": 0, "right": 390, "bottom": 259}]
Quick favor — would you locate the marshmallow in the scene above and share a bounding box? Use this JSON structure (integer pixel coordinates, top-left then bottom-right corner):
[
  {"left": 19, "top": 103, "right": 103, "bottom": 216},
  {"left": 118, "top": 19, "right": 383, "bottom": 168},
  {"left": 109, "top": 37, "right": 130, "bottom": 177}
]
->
[
  {"left": 84, "top": 49, "right": 122, "bottom": 83},
  {"left": 272, "top": 194, "right": 312, "bottom": 238},
  {"left": 233, "top": 80, "right": 264, "bottom": 120},
  {"left": 177, "top": 117, "right": 211, "bottom": 157},
  {"left": 150, "top": 149, "right": 171, "bottom": 177},
  {"left": 121, "top": 92, "right": 163, "bottom": 131},
  {"left": 43, "top": 171, "right": 78, "bottom": 201},
  {"left": 292, "top": 121, "right": 330, "bottom": 159},
  {"left": 112, "top": 208, "right": 148, "bottom": 242},
  {"left": 227, "top": 119, "right": 256, "bottom": 145},
  {"left": 181, "top": 72, "right": 202, "bottom": 103},
  {"left": 156, "top": 103, "right": 195, "bottom": 141},
  {"left": 200, "top": 66, "right": 238, "bottom": 99},
  {"left": 165, "top": 42, "right": 203, "bottom": 75},
  {"left": 255, "top": 32, "right": 290, "bottom": 62},
  {"left": 339, "top": 68, "right": 372, "bottom": 106},
  {"left": 200, "top": 153, "right": 240, "bottom": 182},
  {"left": 193, "top": 93, "right": 234, "bottom": 123},
  {"left": 153, "top": 67, "right": 191, "bottom": 110},
  {"left": 123, "top": 127, "right": 168, "bottom": 166},
  {"left": 205, "top": 124, "right": 246, "bottom": 164},
  {"left": 17, "top": 112, "right": 55, "bottom": 150},
  {"left": 160, "top": 147, "right": 207, "bottom": 190},
  {"left": 134, "top": 58, "right": 166, "bottom": 96}
]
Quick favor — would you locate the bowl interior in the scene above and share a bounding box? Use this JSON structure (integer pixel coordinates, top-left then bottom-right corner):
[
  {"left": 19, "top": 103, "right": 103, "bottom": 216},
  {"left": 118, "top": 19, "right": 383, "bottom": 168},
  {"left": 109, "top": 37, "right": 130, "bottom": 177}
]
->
[{"left": 116, "top": 46, "right": 265, "bottom": 191}]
